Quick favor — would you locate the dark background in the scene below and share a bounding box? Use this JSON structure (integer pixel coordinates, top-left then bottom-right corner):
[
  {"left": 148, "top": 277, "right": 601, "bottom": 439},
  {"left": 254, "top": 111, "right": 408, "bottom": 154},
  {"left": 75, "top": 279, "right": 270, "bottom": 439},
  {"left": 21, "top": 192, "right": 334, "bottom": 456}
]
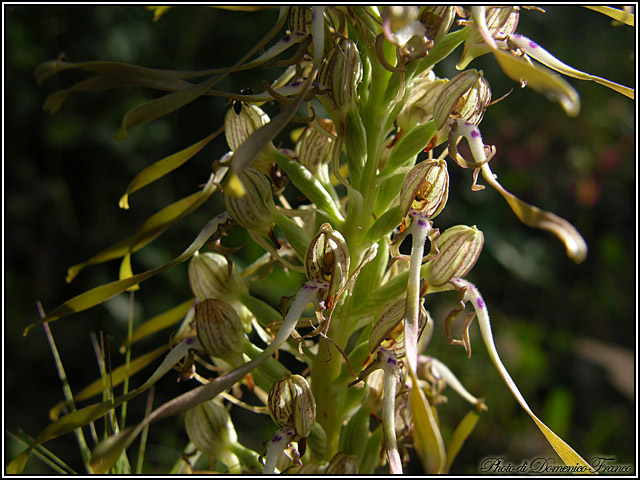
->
[{"left": 4, "top": 5, "right": 636, "bottom": 474}]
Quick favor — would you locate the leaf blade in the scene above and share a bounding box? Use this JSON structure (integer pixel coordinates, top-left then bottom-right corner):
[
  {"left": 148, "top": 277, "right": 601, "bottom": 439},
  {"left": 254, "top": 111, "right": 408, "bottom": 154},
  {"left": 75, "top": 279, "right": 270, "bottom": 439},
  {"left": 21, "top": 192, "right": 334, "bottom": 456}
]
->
[
  {"left": 119, "top": 127, "right": 222, "bottom": 209},
  {"left": 408, "top": 366, "right": 446, "bottom": 474},
  {"left": 25, "top": 208, "right": 230, "bottom": 336},
  {"left": 67, "top": 173, "right": 220, "bottom": 283}
]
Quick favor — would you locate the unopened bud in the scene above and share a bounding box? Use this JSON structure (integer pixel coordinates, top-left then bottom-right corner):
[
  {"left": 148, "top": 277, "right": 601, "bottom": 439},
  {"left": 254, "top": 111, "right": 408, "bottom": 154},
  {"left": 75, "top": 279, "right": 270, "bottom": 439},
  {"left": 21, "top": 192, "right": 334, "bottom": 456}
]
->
[
  {"left": 295, "top": 119, "right": 335, "bottom": 183},
  {"left": 326, "top": 453, "right": 358, "bottom": 474},
  {"left": 224, "top": 103, "right": 275, "bottom": 171},
  {"left": 288, "top": 6, "right": 313, "bottom": 35},
  {"left": 184, "top": 399, "right": 237, "bottom": 458},
  {"left": 225, "top": 103, "right": 270, "bottom": 152},
  {"left": 483, "top": 6, "right": 520, "bottom": 39},
  {"left": 195, "top": 298, "right": 245, "bottom": 358},
  {"left": 317, "top": 38, "right": 362, "bottom": 118},
  {"left": 433, "top": 69, "right": 492, "bottom": 130},
  {"left": 305, "top": 223, "right": 350, "bottom": 300},
  {"left": 399, "top": 159, "right": 449, "bottom": 220},
  {"left": 458, "top": 6, "right": 520, "bottom": 69},
  {"left": 369, "top": 300, "right": 405, "bottom": 354},
  {"left": 268, "top": 372, "right": 316, "bottom": 438},
  {"left": 419, "top": 6, "right": 455, "bottom": 45},
  {"left": 397, "top": 71, "right": 448, "bottom": 131},
  {"left": 368, "top": 300, "right": 427, "bottom": 358},
  {"left": 426, "top": 225, "right": 484, "bottom": 286},
  {"left": 188, "top": 251, "right": 243, "bottom": 301},
  {"left": 381, "top": 6, "right": 420, "bottom": 33},
  {"left": 224, "top": 167, "right": 277, "bottom": 234}
]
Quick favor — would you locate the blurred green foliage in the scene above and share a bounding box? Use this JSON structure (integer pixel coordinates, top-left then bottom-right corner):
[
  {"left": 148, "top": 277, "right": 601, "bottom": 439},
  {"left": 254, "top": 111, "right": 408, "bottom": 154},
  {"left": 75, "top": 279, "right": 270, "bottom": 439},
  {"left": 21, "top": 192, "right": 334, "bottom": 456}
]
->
[{"left": 4, "top": 5, "right": 635, "bottom": 474}]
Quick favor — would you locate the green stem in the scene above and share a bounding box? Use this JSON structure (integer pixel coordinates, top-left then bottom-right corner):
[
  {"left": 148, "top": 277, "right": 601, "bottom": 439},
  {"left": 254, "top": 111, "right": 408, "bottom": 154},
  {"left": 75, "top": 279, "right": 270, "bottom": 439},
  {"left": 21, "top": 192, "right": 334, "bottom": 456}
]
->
[
  {"left": 219, "top": 450, "right": 242, "bottom": 474},
  {"left": 228, "top": 443, "right": 262, "bottom": 471},
  {"left": 310, "top": 300, "right": 354, "bottom": 461},
  {"left": 381, "top": 350, "right": 402, "bottom": 474},
  {"left": 404, "top": 214, "right": 430, "bottom": 372}
]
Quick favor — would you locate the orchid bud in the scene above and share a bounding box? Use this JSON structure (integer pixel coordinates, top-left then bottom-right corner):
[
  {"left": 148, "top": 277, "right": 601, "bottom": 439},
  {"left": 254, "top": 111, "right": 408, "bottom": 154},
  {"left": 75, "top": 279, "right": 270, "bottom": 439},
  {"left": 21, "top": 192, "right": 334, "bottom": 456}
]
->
[
  {"left": 381, "top": 7, "right": 432, "bottom": 63},
  {"left": 188, "top": 251, "right": 254, "bottom": 332},
  {"left": 317, "top": 38, "right": 362, "bottom": 118},
  {"left": 397, "top": 71, "right": 448, "bottom": 131},
  {"left": 184, "top": 399, "right": 237, "bottom": 458},
  {"left": 369, "top": 300, "right": 427, "bottom": 358},
  {"left": 369, "top": 300, "right": 405, "bottom": 354},
  {"left": 458, "top": 6, "right": 520, "bottom": 70},
  {"left": 381, "top": 6, "right": 420, "bottom": 33},
  {"left": 188, "top": 251, "right": 243, "bottom": 302},
  {"left": 326, "top": 453, "right": 358, "bottom": 474},
  {"left": 433, "top": 69, "right": 492, "bottom": 130},
  {"left": 288, "top": 6, "right": 313, "bottom": 35},
  {"left": 224, "top": 103, "right": 275, "bottom": 172},
  {"left": 305, "top": 223, "right": 350, "bottom": 300},
  {"left": 224, "top": 103, "right": 270, "bottom": 152},
  {"left": 399, "top": 159, "right": 449, "bottom": 220},
  {"left": 195, "top": 298, "right": 245, "bottom": 358},
  {"left": 224, "top": 166, "right": 277, "bottom": 234},
  {"left": 426, "top": 225, "right": 484, "bottom": 286},
  {"left": 418, "top": 6, "right": 455, "bottom": 45},
  {"left": 268, "top": 372, "right": 316, "bottom": 438},
  {"left": 381, "top": 6, "right": 433, "bottom": 65},
  {"left": 294, "top": 119, "right": 335, "bottom": 183}
]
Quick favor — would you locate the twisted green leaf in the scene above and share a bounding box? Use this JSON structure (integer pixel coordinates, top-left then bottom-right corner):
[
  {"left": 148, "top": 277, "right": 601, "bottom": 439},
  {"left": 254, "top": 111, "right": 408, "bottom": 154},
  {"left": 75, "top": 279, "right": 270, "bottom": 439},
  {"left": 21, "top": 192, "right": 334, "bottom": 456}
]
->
[
  {"left": 119, "top": 127, "right": 223, "bottom": 209},
  {"left": 66, "top": 172, "right": 221, "bottom": 283},
  {"left": 445, "top": 409, "right": 481, "bottom": 473},
  {"left": 493, "top": 49, "right": 580, "bottom": 117},
  {"left": 113, "top": 8, "right": 290, "bottom": 142},
  {"left": 583, "top": 6, "right": 634, "bottom": 26},
  {"left": 25, "top": 210, "right": 230, "bottom": 336}
]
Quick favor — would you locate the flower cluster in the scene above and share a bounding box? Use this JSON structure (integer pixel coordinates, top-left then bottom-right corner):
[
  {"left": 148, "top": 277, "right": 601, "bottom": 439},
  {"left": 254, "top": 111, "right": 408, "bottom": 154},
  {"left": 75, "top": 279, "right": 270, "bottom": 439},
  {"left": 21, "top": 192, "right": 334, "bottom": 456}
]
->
[{"left": 13, "top": 5, "right": 633, "bottom": 476}]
